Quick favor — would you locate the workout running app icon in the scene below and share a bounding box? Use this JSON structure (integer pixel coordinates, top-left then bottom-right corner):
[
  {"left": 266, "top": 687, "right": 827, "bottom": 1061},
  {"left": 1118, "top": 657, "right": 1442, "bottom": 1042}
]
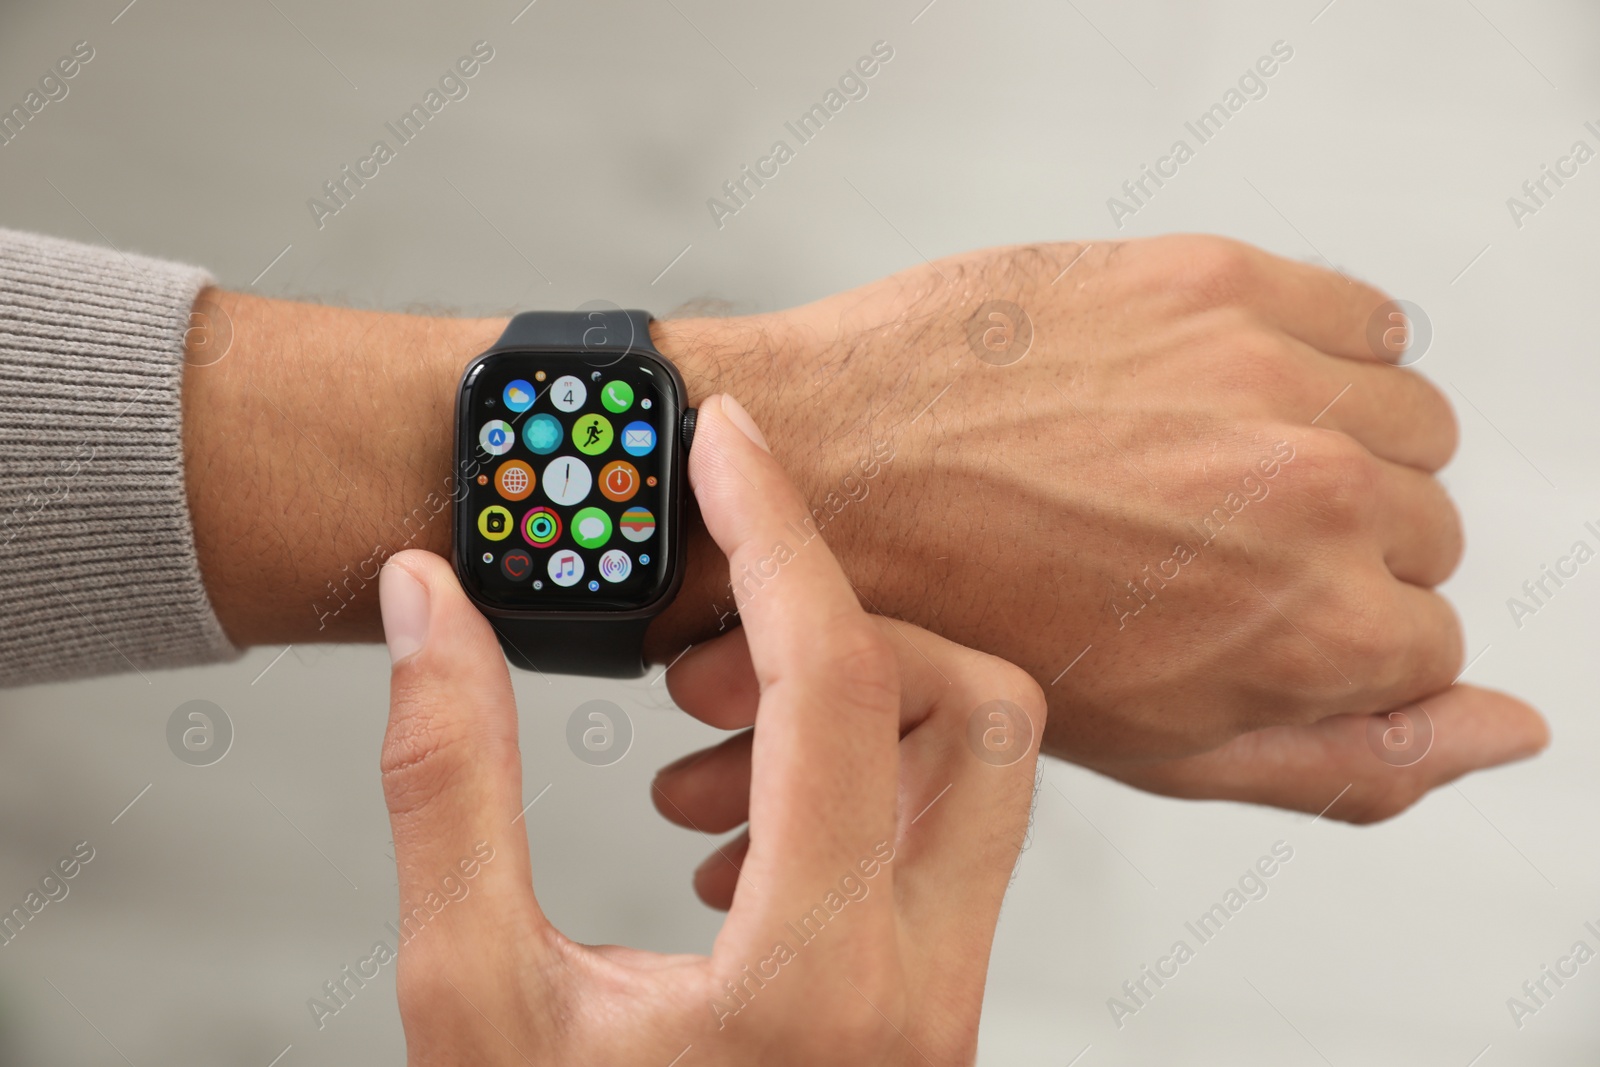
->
[
  {"left": 522, "top": 507, "right": 561, "bottom": 548},
  {"left": 478, "top": 505, "right": 513, "bottom": 541},
  {"left": 495, "top": 460, "right": 535, "bottom": 501},
  {"left": 599, "top": 460, "right": 639, "bottom": 502},
  {"left": 619, "top": 507, "right": 655, "bottom": 542},
  {"left": 573, "top": 413, "right": 613, "bottom": 456}
]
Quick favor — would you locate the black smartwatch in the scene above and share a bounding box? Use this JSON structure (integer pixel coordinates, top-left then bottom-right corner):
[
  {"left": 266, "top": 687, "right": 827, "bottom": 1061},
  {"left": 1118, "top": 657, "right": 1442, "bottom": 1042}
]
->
[{"left": 452, "top": 309, "right": 694, "bottom": 677}]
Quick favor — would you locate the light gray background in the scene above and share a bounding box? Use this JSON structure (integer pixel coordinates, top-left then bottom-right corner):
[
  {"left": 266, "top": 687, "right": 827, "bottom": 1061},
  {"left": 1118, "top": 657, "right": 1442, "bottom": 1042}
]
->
[{"left": 1, "top": 0, "right": 1597, "bottom": 1063}]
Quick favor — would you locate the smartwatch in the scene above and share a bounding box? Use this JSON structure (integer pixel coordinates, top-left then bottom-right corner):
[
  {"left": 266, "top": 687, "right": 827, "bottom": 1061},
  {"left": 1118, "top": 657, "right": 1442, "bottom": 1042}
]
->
[{"left": 452, "top": 309, "right": 694, "bottom": 677}]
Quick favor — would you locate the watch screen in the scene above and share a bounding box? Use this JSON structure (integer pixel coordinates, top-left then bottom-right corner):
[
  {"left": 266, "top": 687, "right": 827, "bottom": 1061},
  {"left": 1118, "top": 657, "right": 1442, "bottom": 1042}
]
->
[{"left": 457, "top": 351, "right": 679, "bottom": 611}]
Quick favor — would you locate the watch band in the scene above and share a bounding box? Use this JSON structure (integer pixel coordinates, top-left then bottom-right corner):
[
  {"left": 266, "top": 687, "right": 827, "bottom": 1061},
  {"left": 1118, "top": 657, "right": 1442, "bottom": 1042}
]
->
[
  {"left": 483, "top": 309, "right": 661, "bottom": 678},
  {"left": 490, "top": 308, "right": 655, "bottom": 356}
]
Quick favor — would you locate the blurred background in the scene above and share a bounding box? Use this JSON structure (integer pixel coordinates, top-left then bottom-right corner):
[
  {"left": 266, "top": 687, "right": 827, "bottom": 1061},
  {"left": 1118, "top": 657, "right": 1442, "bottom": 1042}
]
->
[{"left": 2, "top": 0, "right": 1599, "bottom": 1062}]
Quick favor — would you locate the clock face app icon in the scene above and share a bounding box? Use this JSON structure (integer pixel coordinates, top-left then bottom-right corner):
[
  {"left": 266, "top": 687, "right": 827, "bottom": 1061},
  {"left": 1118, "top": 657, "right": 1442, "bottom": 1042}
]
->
[
  {"left": 599, "top": 460, "right": 639, "bottom": 502},
  {"left": 542, "top": 456, "right": 592, "bottom": 506}
]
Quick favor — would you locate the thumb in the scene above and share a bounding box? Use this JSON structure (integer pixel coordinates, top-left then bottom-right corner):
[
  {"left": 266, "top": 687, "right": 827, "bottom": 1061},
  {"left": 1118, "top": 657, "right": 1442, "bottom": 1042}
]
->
[
  {"left": 378, "top": 550, "right": 539, "bottom": 930},
  {"left": 1099, "top": 684, "right": 1548, "bottom": 824}
]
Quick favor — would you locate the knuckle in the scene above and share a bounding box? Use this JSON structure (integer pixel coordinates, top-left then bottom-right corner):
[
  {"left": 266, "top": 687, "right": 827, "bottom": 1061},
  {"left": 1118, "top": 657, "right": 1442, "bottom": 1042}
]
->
[
  {"left": 1172, "top": 235, "right": 1259, "bottom": 308},
  {"left": 1219, "top": 331, "right": 1300, "bottom": 402},
  {"left": 1294, "top": 432, "right": 1380, "bottom": 528}
]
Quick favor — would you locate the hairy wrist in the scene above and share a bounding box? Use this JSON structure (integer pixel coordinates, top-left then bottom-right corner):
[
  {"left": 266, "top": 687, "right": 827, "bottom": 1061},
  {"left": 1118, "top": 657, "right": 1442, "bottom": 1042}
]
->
[{"left": 182, "top": 289, "right": 503, "bottom": 646}]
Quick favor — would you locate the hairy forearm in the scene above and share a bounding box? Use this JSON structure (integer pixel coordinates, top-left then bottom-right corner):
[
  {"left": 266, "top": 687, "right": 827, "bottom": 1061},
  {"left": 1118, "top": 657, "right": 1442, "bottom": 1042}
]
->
[{"left": 180, "top": 290, "right": 781, "bottom": 656}]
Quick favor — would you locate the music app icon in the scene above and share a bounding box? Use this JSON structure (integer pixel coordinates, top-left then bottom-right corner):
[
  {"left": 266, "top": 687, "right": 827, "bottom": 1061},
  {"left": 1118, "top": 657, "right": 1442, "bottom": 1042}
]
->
[
  {"left": 547, "top": 549, "right": 584, "bottom": 587},
  {"left": 599, "top": 460, "right": 639, "bottom": 502}
]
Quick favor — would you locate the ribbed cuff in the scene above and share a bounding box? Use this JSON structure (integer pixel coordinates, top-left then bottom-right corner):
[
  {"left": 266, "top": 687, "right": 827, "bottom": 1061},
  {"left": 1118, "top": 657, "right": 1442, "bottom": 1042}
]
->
[{"left": 0, "top": 228, "right": 238, "bottom": 686}]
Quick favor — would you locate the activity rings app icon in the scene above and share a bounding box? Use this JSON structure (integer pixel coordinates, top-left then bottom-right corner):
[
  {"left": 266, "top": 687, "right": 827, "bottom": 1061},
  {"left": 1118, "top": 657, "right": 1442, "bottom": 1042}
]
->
[
  {"left": 522, "top": 507, "right": 561, "bottom": 548},
  {"left": 478, "top": 505, "right": 513, "bottom": 541},
  {"left": 503, "top": 379, "right": 536, "bottom": 413},
  {"left": 495, "top": 460, "right": 535, "bottom": 501},
  {"left": 523, "top": 413, "right": 562, "bottom": 454},
  {"left": 573, "top": 413, "right": 613, "bottom": 455},
  {"left": 480, "top": 420, "right": 515, "bottom": 456}
]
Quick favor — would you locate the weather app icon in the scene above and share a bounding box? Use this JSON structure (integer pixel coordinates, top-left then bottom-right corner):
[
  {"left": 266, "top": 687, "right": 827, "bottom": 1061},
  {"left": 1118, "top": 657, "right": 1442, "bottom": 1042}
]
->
[{"left": 503, "top": 379, "right": 535, "bottom": 413}]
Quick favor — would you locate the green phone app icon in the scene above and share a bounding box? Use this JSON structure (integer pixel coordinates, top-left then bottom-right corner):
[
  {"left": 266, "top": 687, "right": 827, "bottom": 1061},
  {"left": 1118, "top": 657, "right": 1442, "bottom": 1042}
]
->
[
  {"left": 601, "top": 380, "right": 634, "bottom": 414},
  {"left": 571, "top": 506, "right": 613, "bottom": 549}
]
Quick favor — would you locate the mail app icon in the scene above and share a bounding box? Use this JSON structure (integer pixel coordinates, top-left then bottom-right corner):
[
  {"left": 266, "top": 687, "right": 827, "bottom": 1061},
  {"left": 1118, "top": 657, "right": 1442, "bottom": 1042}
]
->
[{"left": 621, "top": 421, "right": 657, "bottom": 457}]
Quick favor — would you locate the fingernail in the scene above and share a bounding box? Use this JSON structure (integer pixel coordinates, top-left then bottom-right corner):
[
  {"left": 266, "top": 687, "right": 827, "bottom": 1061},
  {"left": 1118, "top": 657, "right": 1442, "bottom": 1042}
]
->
[
  {"left": 719, "top": 394, "right": 770, "bottom": 453},
  {"left": 380, "top": 563, "right": 430, "bottom": 663}
]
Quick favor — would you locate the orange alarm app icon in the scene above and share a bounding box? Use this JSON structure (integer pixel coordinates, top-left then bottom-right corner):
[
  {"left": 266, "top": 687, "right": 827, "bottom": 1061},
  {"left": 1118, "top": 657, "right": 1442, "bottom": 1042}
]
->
[
  {"left": 495, "top": 460, "right": 536, "bottom": 501},
  {"left": 598, "top": 460, "right": 640, "bottom": 502}
]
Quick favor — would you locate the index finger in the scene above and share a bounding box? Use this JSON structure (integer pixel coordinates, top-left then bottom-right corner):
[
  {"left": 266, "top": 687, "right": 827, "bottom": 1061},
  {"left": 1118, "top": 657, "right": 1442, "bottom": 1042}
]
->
[{"left": 687, "top": 395, "right": 901, "bottom": 917}]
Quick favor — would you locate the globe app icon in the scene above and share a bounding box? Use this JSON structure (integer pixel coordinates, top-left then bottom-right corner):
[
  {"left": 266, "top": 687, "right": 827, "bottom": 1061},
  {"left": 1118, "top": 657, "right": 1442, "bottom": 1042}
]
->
[{"left": 523, "top": 413, "right": 562, "bottom": 454}]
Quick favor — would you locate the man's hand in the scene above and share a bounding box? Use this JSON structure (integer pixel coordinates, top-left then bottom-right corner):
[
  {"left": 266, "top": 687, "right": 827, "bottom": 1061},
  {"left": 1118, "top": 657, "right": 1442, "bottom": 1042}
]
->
[
  {"left": 185, "top": 233, "right": 1546, "bottom": 823},
  {"left": 376, "top": 396, "right": 1041, "bottom": 1064},
  {"left": 649, "top": 235, "right": 1546, "bottom": 818}
]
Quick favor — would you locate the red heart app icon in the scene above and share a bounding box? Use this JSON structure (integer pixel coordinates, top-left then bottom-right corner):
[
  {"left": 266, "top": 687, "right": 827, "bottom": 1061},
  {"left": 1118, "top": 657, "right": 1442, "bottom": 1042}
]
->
[{"left": 501, "top": 551, "right": 532, "bottom": 580}]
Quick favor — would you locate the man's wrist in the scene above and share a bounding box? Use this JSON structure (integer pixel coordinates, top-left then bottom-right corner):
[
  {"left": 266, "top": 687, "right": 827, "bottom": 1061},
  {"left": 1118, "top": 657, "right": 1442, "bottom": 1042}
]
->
[{"left": 182, "top": 289, "right": 504, "bottom": 646}]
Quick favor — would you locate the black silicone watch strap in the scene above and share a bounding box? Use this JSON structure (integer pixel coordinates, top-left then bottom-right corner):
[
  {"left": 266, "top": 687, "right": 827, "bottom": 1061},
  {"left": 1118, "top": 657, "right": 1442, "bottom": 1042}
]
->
[
  {"left": 482, "top": 309, "right": 662, "bottom": 679},
  {"left": 492, "top": 616, "right": 653, "bottom": 678},
  {"left": 491, "top": 308, "right": 655, "bottom": 355}
]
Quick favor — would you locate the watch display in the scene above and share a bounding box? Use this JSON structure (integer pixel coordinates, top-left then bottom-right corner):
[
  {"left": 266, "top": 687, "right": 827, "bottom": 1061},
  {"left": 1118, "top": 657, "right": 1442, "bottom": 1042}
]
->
[{"left": 456, "top": 351, "right": 679, "bottom": 612}]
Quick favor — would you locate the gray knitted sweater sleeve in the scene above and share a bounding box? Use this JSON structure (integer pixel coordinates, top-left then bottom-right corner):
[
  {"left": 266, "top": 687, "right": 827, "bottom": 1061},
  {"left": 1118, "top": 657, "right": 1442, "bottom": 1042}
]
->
[{"left": 0, "top": 229, "right": 238, "bottom": 686}]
